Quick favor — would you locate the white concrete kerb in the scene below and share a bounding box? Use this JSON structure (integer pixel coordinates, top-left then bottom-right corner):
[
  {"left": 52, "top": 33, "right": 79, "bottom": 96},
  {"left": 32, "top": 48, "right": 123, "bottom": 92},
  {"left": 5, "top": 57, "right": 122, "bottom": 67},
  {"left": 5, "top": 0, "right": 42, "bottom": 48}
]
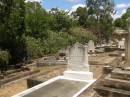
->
[
  {"left": 12, "top": 76, "right": 96, "bottom": 97},
  {"left": 73, "top": 79, "right": 96, "bottom": 97},
  {"left": 12, "top": 76, "right": 62, "bottom": 97}
]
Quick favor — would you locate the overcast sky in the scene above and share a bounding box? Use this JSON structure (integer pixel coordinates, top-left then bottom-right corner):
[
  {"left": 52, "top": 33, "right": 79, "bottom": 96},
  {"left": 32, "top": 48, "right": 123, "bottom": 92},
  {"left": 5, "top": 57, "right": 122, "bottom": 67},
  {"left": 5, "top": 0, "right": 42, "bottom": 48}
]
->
[{"left": 26, "top": 0, "right": 130, "bottom": 19}]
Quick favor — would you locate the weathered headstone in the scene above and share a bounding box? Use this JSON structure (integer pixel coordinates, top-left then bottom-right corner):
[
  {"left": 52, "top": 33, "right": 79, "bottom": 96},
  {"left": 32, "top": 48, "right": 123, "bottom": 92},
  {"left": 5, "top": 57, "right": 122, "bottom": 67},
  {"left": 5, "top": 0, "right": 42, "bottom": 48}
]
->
[
  {"left": 64, "top": 42, "right": 93, "bottom": 80},
  {"left": 88, "top": 40, "right": 95, "bottom": 53},
  {"left": 67, "top": 43, "right": 89, "bottom": 71},
  {"left": 118, "top": 38, "right": 125, "bottom": 49},
  {"left": 108, "top": 40, "right": 114, "bottom": 46}
]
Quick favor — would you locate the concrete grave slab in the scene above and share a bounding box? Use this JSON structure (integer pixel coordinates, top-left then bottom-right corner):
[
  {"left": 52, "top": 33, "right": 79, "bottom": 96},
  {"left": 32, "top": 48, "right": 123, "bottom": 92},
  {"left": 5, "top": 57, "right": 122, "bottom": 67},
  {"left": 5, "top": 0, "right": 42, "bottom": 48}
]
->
[
  {"left": 12, "top": 76, "right": 95, "bottom": 97},
  {"left": 23, "top": 79, "right": 87, "bottom": 97}
]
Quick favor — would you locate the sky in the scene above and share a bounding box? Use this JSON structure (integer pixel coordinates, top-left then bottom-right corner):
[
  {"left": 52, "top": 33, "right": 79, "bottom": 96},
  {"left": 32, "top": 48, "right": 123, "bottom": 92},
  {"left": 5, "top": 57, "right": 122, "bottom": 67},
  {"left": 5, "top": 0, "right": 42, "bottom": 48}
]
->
[{"left": 26, "top": 0, "right": 130, "bottom": 19}]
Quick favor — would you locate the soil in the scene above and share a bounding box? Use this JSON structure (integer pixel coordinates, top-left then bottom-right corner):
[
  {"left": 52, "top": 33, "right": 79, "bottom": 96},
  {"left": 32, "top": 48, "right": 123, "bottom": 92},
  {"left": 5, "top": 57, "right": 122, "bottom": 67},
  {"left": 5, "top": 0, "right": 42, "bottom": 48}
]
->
[{"left": 0, "top": 80, "right": 27, "bottom": 97}]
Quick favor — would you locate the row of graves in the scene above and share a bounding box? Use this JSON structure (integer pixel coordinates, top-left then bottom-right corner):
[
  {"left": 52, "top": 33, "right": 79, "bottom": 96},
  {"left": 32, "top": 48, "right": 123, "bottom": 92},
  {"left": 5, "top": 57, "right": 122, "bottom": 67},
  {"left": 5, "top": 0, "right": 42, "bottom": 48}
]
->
[
  {"left": 37, "top": 38, "right": 124, "bottom": 68},
  {"left": 11, "top": 22, "right": 128, "bottom": 97},
  {"left": 94, "top": 19, "right": 130, "bottom": 97},
  {"left": 12, "top": 40, "right": 124, "bottom": 97},
  {"left": 36, "top": 40, "right": 96, "bottom": 67}
]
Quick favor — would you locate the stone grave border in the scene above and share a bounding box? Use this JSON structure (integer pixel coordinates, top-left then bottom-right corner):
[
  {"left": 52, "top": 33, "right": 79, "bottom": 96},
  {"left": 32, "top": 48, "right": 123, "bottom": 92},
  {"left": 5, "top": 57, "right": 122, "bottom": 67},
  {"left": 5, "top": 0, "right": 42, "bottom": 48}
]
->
[{"left": 12, "top": 76, "right": 95, "bottom": 97}]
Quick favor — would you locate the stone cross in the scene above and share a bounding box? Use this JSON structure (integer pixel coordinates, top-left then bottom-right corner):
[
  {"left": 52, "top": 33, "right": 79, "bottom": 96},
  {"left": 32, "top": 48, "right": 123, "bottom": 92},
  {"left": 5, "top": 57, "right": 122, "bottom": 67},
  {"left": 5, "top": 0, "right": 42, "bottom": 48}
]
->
[{"left": 67, "top": 42, "right": 89, "bottom": 72}]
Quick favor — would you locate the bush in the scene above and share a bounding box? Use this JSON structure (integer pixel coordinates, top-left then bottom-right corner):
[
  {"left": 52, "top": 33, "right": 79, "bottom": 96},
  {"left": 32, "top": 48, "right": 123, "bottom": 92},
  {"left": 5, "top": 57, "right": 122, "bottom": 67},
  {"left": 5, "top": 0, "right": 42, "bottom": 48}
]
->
[
  {"left": 25, "top": 36, "right": 44, "bottom": 60},
  {"left": 68, "top": 27, "right": 97, "bottom": 43},
  {"left": 0, "top": 50, "right": 10, "bottom": 73},
  {"left": 44, "top": 30, "right": 73, "bottom": 54}
]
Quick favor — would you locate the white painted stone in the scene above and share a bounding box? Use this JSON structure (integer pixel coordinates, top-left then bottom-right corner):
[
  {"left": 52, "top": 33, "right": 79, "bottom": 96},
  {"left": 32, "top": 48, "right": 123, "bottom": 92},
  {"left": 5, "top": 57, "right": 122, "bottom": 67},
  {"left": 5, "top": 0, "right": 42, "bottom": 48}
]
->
[
  {"left": 64, "top": 42, "right": 93, "bottom": 81},
  {"left": 64, "top": 71, "right": 93, "bottom": 80}
]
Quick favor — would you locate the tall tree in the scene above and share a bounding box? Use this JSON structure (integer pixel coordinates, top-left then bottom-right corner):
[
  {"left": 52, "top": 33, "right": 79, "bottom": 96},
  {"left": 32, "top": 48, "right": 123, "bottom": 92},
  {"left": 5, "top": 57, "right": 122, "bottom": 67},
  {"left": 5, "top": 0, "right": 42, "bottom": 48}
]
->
[
  {"left": 0, "top": 0, "right": 26, "bottom": 64},
  {"left": 114, "top": 7, "right": 130, "bottom": 29},
  {"left": 0, "top": 0, "right": 12, "bottom": 45},
  {"left": 86, "top": 0, "right": 114, "bottom": 42},
  {"left": 49, "top": 8, "right": 74, "bottom": 32},
  {"left": 25, "top": 2, "right": 49, "bottom": 39},
  {"left": 72, "top": 7, "right": 87, "bottom": 27}
]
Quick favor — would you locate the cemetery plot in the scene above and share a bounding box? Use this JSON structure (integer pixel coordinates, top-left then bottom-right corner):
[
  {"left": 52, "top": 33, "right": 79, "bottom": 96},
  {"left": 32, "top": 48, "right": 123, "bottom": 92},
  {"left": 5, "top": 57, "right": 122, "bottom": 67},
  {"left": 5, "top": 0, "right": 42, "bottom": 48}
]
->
[{"left": 23, "top": 79, "right": 87, "bottom": 97}]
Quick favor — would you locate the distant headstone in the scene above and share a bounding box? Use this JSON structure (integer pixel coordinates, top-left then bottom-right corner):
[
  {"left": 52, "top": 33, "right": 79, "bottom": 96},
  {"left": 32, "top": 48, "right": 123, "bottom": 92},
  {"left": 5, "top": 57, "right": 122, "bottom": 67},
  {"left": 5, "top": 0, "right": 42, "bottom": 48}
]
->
[
  {"left": 118, "top": 38, "right": 125, "bottom": 49},
  {"left": 88, "top": 40, "right": 95, "bottom": 53},
  {"left": 108, "top": 40, "right": 113, "bottom": 46}
]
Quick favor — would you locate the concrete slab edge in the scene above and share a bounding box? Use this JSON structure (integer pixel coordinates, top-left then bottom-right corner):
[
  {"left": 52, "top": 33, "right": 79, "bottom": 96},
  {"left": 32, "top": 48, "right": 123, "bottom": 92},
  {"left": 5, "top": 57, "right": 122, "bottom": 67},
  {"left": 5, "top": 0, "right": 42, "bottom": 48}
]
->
[
  {"left": 11, "top": 76, "right": 62, "bottom": 97},
  {"left": 12, "top": 76, "right": 96, "bottom": 97},
  {"left": 61, "top": 76, "right": 92, "bottom": 82},
  {"left": 73, "top": 79, "right": 96, "bottom": 97}
]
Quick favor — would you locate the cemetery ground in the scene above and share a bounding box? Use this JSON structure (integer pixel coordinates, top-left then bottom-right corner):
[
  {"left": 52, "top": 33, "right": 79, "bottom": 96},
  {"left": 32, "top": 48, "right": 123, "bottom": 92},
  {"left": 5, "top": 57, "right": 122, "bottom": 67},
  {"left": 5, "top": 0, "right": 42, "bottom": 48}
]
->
[
  {"left": 0, "top": 65, "right": 66, "bottom": 97},
  {"left": 0, "top": 50, "right": 122, "bottom": 97}
]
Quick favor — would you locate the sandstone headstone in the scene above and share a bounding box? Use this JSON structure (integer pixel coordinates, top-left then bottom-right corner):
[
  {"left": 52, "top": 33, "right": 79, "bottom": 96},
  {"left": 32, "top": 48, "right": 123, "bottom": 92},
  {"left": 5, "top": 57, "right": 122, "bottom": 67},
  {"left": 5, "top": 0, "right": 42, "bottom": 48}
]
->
[{"left": 88, "top": 40, "right": 95, "bottom": 53}]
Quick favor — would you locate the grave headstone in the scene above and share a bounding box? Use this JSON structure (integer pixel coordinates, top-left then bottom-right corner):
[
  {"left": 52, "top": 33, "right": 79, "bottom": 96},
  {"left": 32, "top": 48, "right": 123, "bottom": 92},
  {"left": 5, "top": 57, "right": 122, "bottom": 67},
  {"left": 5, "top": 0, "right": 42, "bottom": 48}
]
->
[
  {"left": 118, "top": 38, "right": 125, "bottom": 49},
  {"left": 64, "top": 42, "right": 93, "bottom": 80},
  {"left": 67, "top": 42, "right": 89, "bottom": 71},
  {"left": 88, "top": 40, "right": 95, "bottom": 53}
]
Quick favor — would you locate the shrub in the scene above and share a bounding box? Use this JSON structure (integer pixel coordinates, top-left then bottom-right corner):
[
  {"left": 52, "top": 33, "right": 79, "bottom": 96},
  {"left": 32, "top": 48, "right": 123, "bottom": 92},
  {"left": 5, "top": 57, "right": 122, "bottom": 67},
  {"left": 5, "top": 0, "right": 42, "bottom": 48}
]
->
[
  {"left": 68, "top": 27, "right": 97, "bottom": 43},
  {"left": 0, "top": 50, "right": 10, "bottom": 73},
  {"left": 25, "top": 36, "right": 44, "bottom": 60},
  {"left": 44, "top": 30, "right": 76, "bottom": 54}
]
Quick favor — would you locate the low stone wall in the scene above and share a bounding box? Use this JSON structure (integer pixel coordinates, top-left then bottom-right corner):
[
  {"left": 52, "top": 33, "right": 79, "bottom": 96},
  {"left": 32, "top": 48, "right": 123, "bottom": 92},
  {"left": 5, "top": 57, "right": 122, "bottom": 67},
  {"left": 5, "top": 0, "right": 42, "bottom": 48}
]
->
[
  {"left": 0, "top": 70, "right": 40, "bottom": 86},
  {"left": 27, "top": 78, "right": 45, "bottom": 88},
  {"left": 37, "top": 61, "right": 67, "bottom": 67}
]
